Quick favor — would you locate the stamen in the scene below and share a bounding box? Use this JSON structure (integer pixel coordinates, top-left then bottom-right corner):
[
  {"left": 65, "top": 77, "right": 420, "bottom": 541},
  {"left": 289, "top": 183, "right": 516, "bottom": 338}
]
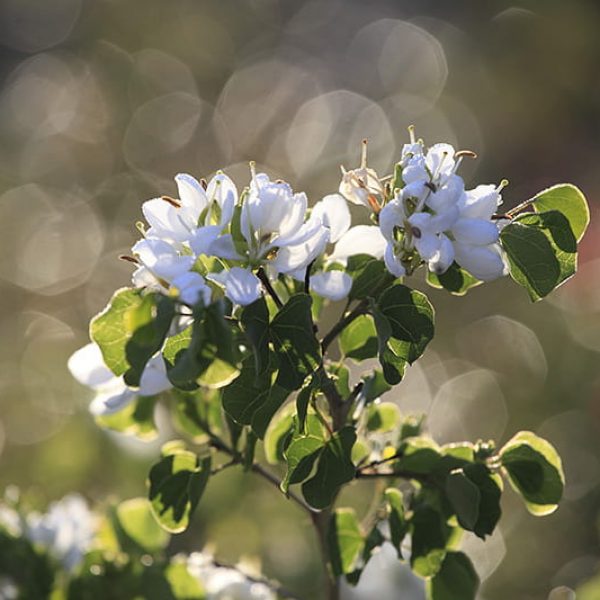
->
[
  {"left": 119, "top": 255, "right": 139, "bottom": 264},
  {"left": 455, "top": 150, "right": 478, "bottom": 159},
  {"left": 361, "top": 139, "right": 368, "bottom": 169},
  {"left": 408, "top": 125, "right": 416, "bottom": 144},
  {"left": 249, "top": 161, "right": 257, "bottom": 180},
  {"left": 200, "top": 178, "right": 208, "bottom": 190},
  {"left": 161, "top": 195, "right": 182, "bottom": 208},
  {"left": 135, "top": 221, "right": 146, "bottom": 236},
  {"left": 498, "top": 178, "right": 509, "bottom": 191},
  {"left": 425, "top": 182, "right": 438, "bottom": 193},
  {"left": 411, "top": 226, "right": 422, "bottom": 239}
]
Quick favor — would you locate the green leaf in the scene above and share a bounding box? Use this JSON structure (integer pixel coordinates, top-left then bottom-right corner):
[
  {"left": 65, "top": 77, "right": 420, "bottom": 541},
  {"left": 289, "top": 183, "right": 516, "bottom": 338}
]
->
[
  {"left": 366, "top": 402, "right": 401, "bottom": 432},
  {"left": 346, "top": 254, "right": 394, "bottom": 300},
  {"left": 410, "top": 505, "right": 452, "bottom": 578},
  {"left": 148, "top": 448, "right": 211, "bottom": 533},
  {"left": 171, "top": 388, "right": 222, "bottom": 443},
  {"left": 426, "top": 262, "right": 481, "bottom": 296},
  {"left": 163, "top": 304, "right": 239, "bottom": 390},
  {"left": 339, "top": 315, "right": 378, "bottom": 361},
  {"left": 295, "top": 379, "right": 314, "bottom": 433},
  {"left": 426, "top": 551, "right": 479, "bottom": 600},
  {"left": 385, "top": 488, "right": 407, "bottom": 557},
  {"left": 445, "top": 470, "right": 480, "bottom": 532},
  {"left": 90, "top": 288, "right": 144, "bottom": 377},
  {"left": 115, "top": 498, "right": 170, "bottom": 553},
  {"left": 281, "top": 434, "right": 325, "bottom": 493},
  {"left": 97, "top": 395, "right": 158, "bottom": 440},
  {"left": 376, "top": 284, "right": 435, "bottom": 364},
  {"left": 327, "top": 508, "right": 364, "bottom": 576},
  {"left": 123, "top": 293, "right": 175, "bottom": 387},
  {"left": 500, "top": 210, "right": 577, "bottom": 301},
  {"left": 222, "top": 356, "right": 290, "bottom": 439},
  {"left": 263, "top": 404, "right": 295, "bottom": 465},
  {"left": 302, "top": 426, "right": 357, "bottom": 509},
  {"left": 371, "top": 303, "right": 407, "bottom": 385},
  {"left": 360, "top": 370, "right": 392, "bottom": 403},
  {"left": 270, "top": 294, "right": 321, "bottom": 390},
  {"left": 532, "top": 183, "right": 589, "bottom": 241},
  {"left": 396, "top": 438, "right": 442, "bottom": 475},
  {"left": 240, "top": 297, "right": 270, "bottom": 377},
  {"left": 499, "top": 431, "right": 564, "bottom": 515}
]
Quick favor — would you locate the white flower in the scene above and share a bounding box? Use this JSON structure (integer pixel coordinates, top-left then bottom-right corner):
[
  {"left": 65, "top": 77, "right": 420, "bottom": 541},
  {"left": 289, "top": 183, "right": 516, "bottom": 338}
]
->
[
  {"left": 339, "top": 141, "right": 384, "bottom": 210},
  {"left": 330, "top": 225, "right": 387, "bottom": 263},
  {"left": 187, "top": 553, "right": 276, "bottom": 600},
  {"left": 26, "top": 495, "right": 94, "bottom": 573},
  {"left": 68, "top": 343, "right": 171, "bottom": 416},
  {"left": 309, "top": 271, "right": 353, "bottom": 301},
  {"left": 220, "top": 267, "right": 263, "bottom": 307},
  {"left": 132, "top": 238, "right": 195, "bottom": 284},
  {"left": 170, "top": 271, "right": 212, "bottom": 307}
]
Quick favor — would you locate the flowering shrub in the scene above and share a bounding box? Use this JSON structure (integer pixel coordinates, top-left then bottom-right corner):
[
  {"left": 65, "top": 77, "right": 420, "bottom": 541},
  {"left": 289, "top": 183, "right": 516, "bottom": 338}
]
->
[{"left": 59, "top": 130, "right": 590, "bottom": 599}]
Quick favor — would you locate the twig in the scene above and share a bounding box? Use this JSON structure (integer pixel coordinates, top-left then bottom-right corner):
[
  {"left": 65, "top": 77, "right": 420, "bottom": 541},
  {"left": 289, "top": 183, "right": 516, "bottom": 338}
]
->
[
  {"left": 257, "top": 267, "right": 283, "bottom": 308},
  {"left": 304, "top": 260, "right": 315, "bottom": 294}
]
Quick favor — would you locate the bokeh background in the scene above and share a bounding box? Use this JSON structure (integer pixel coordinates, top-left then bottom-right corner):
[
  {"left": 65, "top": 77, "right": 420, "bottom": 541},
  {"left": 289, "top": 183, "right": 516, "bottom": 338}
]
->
[{"left": 1, "top": 1, "right": 600, "bottom": 598}]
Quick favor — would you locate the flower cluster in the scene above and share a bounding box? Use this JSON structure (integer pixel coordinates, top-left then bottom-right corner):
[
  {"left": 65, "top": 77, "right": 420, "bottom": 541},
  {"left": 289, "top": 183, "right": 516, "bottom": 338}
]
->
[
  {"left": 340, "top": 135, "right": 508, "bottom": 281},
  {"left": 126, "top": 131, "right": 507, "bottom": 311},
  {"left": 69, "top": 131, "right": 510, "bottom": 417}
]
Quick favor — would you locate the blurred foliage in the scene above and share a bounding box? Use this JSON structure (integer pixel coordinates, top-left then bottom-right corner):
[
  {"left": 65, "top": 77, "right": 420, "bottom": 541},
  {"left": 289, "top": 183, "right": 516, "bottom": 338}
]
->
[{"left": 1, "top": 0, "right": 600, "bottom": 598}]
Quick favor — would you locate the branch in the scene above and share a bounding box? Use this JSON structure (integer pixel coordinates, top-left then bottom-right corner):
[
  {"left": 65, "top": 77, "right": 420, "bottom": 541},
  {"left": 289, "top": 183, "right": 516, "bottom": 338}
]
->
[{"left": 257, "top": 267, "right": 283, "bottom": 308}]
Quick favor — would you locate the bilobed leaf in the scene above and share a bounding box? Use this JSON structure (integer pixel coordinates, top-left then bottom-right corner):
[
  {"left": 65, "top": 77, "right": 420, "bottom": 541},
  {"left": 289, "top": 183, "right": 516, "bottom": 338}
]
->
[
  {"left": 240, "top": 297, "right": 270, "bottom": 377},
  {"left": 115, "top": 497, "right": 169, "bottom": 553},
  {"left": 251, "top": 384, "right": 290, "bottom": 439},
  {"left": 371, "top": 303, "right": 407, "bottom": 385},
  {"left": 339, "top": 314, "right": 378, "bottom": 362},
  {"left": 361, "top": 370, "right": 392, "bottom": 403},
  {"left": 462, "top": 463, "right": 502, "bottom": 539},
  {"left": 410, "top": 505, "right": 452, "bottom": 578},
  {"left": 499, "top": 431, "right": 564, "bottom": 515},
  {"left": 500, "top": 210, "right": 577, "bottom": 301},
  {"left": 123, "top": 293, "right": 175, "bottom": 387},
  {"left": 263, "top": 404, "right": 295, "bottom": 465},
  {"left": 148, "top": 447, "right": 211, "bottom": 533},
  {"left": 171, "top": 388, "right": 222, "bottom": 443},
  {"left": 302, "top": 426, "right": 357, "bottom": 509},
  {"left": 281, "top": 434, "right": 325, "bottom": 493},
  {"left": 426, "top": 551, "right": 479, "bottom": 600},
  {"left": 346, "top": 254, "right": 394, "bottom": 300},
  {"left": 385, "top": 488, "right": 408, "bottom": 557},
  {"left": 90, "top": 288, "right": 144, "bottom": 377},
  {"left": 396, "top": 438, "right": 442, "bottom": 475},
  {"left": 163, "top": 304, "right": 239, "bottom": 390},
  {"left": 532, "top": 183, "right": 589, "bottom": 241},
  {"left": 97, "top": 395, "right": 158, "bottom": 440},
  {"left": 377, "top": 284, "right": 435, "bottom": 364},
  {"left": 270, "top": 294, "right": 321, "bottom": 390},
  {"left": 445, "top": 470, "right": 481, "bottom": 532},
  {"left": 327, "top": 508, "right": 365, "bottom": 576},
  {"left": 426, "top": 262, "right": 481, "bottom": 296}
]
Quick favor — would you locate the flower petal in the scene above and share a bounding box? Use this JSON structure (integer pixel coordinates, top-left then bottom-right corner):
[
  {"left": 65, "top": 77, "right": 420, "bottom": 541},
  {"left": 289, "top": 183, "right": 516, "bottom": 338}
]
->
[
  {"left": 330, "top": 226, "right": 387, "bottom": 261},
  {"left": 384, "top": 244, "right": 406, "bottom": 278},
  {"left": 311, "top": 194, "right": 351, "bottom": 243},
  {"left": 452, "top": 218, "right": 500, "bottom": 245},
  {"left": 225, "top": 267, "right": 262, "bottom": 306},
  {"left": 139, "top": 354, "right": 172, "bottom": 396},
  {"left": 175, "top": 173, "right": 208, "bottom": 215},
  {"left": 309, "top": 271, "right": 352, "bottom": 301},
  {"left": 68, "top": 343, "right": 115, "bottom": 389},
  {"left": 453, "top": 242, "right": 507, "bottom": 281}
]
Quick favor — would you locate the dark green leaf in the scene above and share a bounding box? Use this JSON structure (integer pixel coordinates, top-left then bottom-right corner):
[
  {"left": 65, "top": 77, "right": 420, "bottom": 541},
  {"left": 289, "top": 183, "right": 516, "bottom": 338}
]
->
[
  {"left": 339, "top": 314, "right": 378, "bottom": 361},
  {"left": 410, "top": 505, "right": 452, "bottom": 578},
  {"left": 499, "top": 431, "right": 564, "bottom": 515},
  {"left": 270, "top": 294, "right": 321, "bottom": 390},
  {"left": 361, "top": 370, "right": 392, "bottom": 403},
  {"left": 346, "top": 255, "right": 394, "bottom": 300},
  {"left": 376, "top": 284, "right": 435, "bottom": 364},
  {"left": 396, "top": 438, "right": 442, "bottom": 475},
  {"left": 385, "top": 488, "right": 408, "bottom": 557},
  {"left": 445, "top": 470, "right": 480, "bottom": 532},
  {"left": 371, "top": 303, "right": 407, "bottom": 385},
  {"left": 171, "top": 388, "right": 222, "bottom": 443},
  {"left": 148, "top": 448, "right": 211, "bottom": 533},
  {"left": 500, "top": 210, "right": 577, "bottom": 301},
  {"left": 426, "top": 262, "right": 481, "bottom": 296},
  {"left": 302, "top": 426, "right": 357, "bottom": 509},
  {"left": 124, "top": 294, "right": 175, "bottom": 387},
  {"left": 240, "top": 297, "right": 270, "bottom": 377},
  {"left": 281, "top": 434, "right": 326, "bottom": 493},
  {"left": 532, "top": 183, "right": 589, "bottom": 241},
  {"left": 327, "top": 508, "right": 364, "bottom": 576},
  {"left": 426, "top": 551, "right": 479, "bottom": 600}
]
